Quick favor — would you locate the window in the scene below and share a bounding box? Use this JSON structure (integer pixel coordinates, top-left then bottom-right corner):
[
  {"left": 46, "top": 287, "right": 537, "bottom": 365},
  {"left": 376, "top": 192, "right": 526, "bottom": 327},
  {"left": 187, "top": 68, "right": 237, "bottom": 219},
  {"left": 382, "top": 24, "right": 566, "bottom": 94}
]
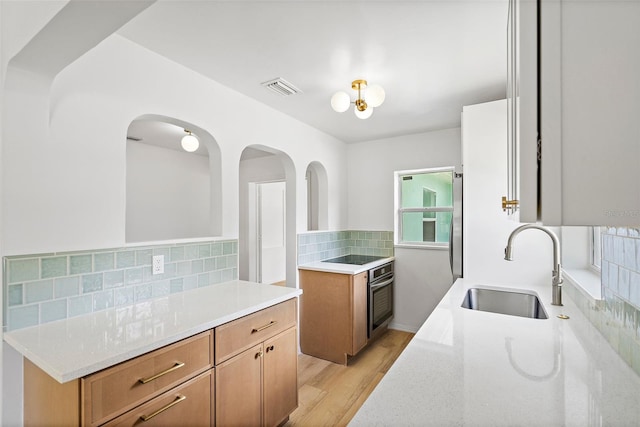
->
[
  {"left": 395, "top": 167, "right": 454, "bottom": 247},
  {"left": 590, "top": 226, "right": 603, "bottom": 272}
]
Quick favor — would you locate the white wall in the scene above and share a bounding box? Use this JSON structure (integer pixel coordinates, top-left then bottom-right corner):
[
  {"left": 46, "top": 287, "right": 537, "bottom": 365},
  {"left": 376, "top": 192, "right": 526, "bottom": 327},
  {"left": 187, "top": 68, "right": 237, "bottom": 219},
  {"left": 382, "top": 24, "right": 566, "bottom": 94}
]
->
[
  {"left": 347, "top": 129, "right": 462, "bottom": 332},
  {"left": 126, "top": 142, "right": 211, "bottom": 242}
]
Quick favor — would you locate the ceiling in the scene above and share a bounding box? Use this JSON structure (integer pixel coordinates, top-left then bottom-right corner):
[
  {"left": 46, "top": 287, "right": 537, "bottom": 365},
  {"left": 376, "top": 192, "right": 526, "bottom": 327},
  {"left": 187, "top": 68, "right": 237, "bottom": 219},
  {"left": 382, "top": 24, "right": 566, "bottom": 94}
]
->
[{"left": 118, "top": 0, "right": 508, "bottom": 146}]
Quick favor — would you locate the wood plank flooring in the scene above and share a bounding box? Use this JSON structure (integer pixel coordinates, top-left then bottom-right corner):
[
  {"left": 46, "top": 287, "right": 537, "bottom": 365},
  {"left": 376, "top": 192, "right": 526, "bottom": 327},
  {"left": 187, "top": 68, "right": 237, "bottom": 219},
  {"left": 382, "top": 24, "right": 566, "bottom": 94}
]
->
[{"left": 284, "top": 329, "right": 414, "bottom": 427}]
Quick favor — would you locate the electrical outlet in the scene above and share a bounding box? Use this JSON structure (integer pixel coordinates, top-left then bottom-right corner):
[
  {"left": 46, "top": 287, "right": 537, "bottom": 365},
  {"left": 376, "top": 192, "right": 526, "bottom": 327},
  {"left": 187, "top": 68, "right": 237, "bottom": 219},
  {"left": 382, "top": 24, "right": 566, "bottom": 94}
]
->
[{"left": 152, "top": 255, "right": 164, "bottom": 275}]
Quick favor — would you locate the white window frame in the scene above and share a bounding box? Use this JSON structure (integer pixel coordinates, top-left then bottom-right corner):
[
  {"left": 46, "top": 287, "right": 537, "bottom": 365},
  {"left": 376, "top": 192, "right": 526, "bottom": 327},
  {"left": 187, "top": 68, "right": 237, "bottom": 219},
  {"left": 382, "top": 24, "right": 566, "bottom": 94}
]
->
[
  {"left": 589, "top": 226, "right": 602, "bottom": 273},
  {"left": 394, "top": 166, "right": 454, "bottom": 249}
]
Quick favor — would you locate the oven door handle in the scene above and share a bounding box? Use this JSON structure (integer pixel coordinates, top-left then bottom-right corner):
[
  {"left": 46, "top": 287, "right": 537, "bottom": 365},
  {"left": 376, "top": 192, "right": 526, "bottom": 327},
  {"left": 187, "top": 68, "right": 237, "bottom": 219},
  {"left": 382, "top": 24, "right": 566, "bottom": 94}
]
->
[{"left": 370, "top": 277, "right": 394, "bottom": 290}]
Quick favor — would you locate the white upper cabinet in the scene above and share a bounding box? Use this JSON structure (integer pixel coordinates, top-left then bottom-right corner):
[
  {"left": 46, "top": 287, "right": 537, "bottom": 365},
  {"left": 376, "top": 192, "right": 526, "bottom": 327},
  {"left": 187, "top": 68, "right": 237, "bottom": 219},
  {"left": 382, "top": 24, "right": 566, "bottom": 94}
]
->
[{"left": 515, "top": 0, "right": 640, "bottom": 226}]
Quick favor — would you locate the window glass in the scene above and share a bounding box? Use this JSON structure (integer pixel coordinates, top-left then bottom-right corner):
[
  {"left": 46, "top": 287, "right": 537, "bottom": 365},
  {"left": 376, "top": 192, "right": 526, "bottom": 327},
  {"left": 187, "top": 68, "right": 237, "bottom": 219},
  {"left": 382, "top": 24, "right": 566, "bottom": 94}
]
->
[{"left": 396, "top": 169, "right": 454, "bottom": 246}]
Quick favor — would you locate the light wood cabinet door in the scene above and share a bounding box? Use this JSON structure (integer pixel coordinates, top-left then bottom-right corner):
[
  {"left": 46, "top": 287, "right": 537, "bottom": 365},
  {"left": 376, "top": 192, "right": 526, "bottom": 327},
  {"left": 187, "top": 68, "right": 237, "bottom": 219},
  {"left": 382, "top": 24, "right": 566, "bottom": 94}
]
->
[
  {"left": 215, "top": 343, "right": 263, "bottom": 427},
  {"left": 263, "top": 328, "right": 298, "bottom": 427}
]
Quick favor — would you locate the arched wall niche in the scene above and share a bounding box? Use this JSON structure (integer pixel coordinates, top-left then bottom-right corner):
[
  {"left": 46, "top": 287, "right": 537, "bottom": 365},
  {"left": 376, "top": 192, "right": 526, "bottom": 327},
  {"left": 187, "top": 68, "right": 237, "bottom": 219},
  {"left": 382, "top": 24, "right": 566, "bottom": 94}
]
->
[
  {"left": 305, "top": 161, "right": 329, "bottom": 231},
  {"left": 125, "top": 114, "right": 222, "bottom": 243},
  {"left": 238, "top": 144, "right": 297, "bottom": 288}
]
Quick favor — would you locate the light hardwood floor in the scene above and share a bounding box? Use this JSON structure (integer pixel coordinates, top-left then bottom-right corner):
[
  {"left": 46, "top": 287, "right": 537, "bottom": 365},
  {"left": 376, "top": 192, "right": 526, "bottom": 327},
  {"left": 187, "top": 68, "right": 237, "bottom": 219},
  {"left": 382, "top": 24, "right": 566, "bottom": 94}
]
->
[{"left": 285, "top": 328, "right": 414, "bottom": 426}]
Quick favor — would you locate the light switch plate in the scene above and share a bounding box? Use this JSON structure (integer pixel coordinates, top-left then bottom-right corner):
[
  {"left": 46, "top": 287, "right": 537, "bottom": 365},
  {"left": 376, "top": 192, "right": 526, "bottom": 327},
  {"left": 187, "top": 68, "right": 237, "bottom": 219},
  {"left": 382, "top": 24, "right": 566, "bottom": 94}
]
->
[{"left": 152, "top": 255, "right": 164, "bottom": 275}]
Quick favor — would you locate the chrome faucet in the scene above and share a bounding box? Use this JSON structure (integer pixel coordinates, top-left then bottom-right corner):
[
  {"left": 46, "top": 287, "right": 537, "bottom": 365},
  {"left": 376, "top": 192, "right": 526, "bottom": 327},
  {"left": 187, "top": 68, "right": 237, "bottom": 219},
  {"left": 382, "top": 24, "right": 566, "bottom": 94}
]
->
[{"left": 504, "top": 224, "right": 563, "bottom": 306}]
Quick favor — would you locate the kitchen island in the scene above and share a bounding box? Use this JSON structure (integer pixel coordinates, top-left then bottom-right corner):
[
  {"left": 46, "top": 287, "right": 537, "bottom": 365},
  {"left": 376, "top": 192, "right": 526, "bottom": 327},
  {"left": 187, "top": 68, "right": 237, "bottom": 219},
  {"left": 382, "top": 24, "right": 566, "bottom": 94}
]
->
[
  {"left": 4, "top": 280, "right": 302, "bottom": 426},
  {"left": 298, "top": 256, "right": 394, "bottom": 364},
  {"left": 350, "top": 278, "right": 640, "bottom": 425}
]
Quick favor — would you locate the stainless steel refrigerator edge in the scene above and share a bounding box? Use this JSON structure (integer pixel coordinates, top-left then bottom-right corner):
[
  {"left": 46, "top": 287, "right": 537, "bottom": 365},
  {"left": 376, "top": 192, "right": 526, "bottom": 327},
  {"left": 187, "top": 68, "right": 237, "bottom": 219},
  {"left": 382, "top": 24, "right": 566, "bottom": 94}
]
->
[{"left": 449, "top": 171, "right": 463, "bottom": 282}]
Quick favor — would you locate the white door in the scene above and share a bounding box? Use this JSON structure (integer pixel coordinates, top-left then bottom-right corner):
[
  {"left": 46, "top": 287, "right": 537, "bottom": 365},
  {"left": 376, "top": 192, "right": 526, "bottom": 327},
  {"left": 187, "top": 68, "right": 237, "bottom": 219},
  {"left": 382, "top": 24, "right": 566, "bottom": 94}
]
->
[{"left": 257, "top": 181, "right": 286, "bottom": 284}]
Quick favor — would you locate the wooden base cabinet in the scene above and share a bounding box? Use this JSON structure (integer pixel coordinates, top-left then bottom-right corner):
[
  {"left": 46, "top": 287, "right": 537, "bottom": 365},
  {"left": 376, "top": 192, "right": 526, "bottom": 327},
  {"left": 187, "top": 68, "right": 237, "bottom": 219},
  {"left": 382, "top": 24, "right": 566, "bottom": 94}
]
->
[
  {"left": 22, "top": 299, "right": 299, "bottom": 427},
  {"left": 215, "top": 299, "right": 298, "bottom": 427},
  {"left": 299, "top": 269, "right": 368, "bottom": 365},
  {"left": 215, "top": 328, "right": 298, "bottom": 427}
]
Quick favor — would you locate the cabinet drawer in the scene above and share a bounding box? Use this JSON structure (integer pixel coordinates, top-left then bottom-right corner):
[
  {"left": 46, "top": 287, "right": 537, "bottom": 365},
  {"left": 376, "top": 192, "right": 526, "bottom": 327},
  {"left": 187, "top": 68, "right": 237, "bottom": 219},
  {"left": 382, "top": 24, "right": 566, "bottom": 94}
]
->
[
  {"left": 215, "top": 299, "right": 297, "bottom": 364},
  {"left": 82, "top": 330, "right": 213, "bottom": 426},
  {"left": 102, "top": 370, "right": 213, "bottom": 427}
]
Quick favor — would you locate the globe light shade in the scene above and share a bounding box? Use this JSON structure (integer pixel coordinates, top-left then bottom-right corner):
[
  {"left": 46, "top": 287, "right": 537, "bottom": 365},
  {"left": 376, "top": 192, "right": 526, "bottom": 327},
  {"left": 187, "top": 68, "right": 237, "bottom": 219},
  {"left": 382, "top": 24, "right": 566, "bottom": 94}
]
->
[
  {"left": 181, "top": 133, "right": 199, "bottom": 152},
  {"left": 331, "top": 91, "right": 351, "bottom": 112},
  {"left": 367, "top": 84, "right": 385, "bottom": 108},
  {"left": 354, "top": 105, "right": 373, "bottom": 120}
]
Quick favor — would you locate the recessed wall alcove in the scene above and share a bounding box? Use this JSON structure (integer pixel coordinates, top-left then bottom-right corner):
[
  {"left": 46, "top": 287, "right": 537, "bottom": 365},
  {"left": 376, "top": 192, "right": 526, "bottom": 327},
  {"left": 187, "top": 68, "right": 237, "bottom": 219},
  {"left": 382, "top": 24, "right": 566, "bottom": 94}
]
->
[
  {"left": 305, "top": 161, "right": 328, "bottom": 231},
  {"left": 125, "top": 114, "right": 222, "bottom": 243}
]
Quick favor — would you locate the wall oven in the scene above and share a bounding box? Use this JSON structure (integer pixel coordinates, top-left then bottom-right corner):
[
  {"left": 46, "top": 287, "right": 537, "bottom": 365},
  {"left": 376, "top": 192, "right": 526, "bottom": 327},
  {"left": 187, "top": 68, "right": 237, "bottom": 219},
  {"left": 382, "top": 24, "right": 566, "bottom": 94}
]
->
[{"left": 368, "top": 261, "right": 394, "bottom": 339}]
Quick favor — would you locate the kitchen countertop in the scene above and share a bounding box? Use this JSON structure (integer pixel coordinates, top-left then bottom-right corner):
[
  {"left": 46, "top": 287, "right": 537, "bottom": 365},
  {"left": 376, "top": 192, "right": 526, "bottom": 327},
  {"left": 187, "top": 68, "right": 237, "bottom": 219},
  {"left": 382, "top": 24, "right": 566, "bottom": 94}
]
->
[
  {"left": 298, "top": 256, "right": 394, "bottom": 275},
  {"left": 350, "top": 278, "right": 640, "bottom": 426},
  {"left": 3, "top": 280, "right": 302, "bottom": 383}
]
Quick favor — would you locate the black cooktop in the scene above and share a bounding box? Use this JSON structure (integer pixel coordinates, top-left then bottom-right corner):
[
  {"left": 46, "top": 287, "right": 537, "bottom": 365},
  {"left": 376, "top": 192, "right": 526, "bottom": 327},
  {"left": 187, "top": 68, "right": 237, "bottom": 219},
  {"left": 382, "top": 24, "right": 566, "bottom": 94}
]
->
[{"left": 322, "top": 254, "right": 385, "bottom": 265}]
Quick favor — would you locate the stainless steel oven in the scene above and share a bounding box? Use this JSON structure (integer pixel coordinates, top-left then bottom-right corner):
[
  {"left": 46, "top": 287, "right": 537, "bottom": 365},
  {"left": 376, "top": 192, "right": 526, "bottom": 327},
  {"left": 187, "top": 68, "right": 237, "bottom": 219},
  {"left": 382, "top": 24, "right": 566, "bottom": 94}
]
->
[{"left": 369, "top": 261, "right": 394, "bottom": 339}]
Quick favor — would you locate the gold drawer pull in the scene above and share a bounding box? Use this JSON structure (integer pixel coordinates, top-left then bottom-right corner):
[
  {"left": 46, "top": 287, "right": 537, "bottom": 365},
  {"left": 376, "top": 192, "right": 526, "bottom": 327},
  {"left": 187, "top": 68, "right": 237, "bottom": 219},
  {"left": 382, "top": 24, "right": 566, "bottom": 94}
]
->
[
  {"left": 139, "top": 362, "right": 185, "bottom": 384},
  {"left": 251, "top": 320, "right": 277, "bottom": 333},
  {"left": 140, "top": 395, "right": 186, "bottom": 421}
]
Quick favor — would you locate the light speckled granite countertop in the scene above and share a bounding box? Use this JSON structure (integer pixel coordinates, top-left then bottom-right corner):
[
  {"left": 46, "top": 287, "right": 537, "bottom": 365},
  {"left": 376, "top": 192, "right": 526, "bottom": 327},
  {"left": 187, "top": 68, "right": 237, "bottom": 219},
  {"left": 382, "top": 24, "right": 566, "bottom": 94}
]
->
[
  {"left": 350, "top": 278, "right": 640, "bottom": 426},
  {"left": 3, "top": 280, "right": 301, "bottom": 383}
]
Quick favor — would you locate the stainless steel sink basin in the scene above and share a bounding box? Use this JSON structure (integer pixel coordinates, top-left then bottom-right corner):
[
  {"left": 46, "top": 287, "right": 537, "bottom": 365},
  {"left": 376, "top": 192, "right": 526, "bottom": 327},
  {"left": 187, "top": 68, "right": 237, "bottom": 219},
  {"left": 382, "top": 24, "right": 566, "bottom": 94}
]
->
[{"left": 461, "top": 287, "right": 548, "bottom": 319}]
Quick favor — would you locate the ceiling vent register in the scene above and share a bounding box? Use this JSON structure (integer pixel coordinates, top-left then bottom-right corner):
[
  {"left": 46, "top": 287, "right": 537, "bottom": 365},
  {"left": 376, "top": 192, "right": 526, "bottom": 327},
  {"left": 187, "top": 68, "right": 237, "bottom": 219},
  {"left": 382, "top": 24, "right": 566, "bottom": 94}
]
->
[{"left": 261, "top": 77, "right": 302, "bottom": 96}]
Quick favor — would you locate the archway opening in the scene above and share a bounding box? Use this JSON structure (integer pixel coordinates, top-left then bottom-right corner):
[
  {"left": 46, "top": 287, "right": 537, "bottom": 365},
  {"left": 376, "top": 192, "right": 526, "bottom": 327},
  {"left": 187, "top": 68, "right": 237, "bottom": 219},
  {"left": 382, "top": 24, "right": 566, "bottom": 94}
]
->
[
  {"left": 239, "top": 145, "right": 296, "bottom": 287},
  {"left": 125, "top": 115, "right": 222, "bottom": 242}
]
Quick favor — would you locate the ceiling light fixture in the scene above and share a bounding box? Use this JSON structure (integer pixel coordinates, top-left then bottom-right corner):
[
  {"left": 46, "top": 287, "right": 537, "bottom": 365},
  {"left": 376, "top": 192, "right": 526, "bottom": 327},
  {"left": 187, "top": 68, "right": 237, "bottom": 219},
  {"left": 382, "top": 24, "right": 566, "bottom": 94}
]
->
[
  {"left": 331, "top": 79, "right": 385, "bottom": 119},
  {"left": 181, "top": 129, "right": 199, "bottom": 152}
]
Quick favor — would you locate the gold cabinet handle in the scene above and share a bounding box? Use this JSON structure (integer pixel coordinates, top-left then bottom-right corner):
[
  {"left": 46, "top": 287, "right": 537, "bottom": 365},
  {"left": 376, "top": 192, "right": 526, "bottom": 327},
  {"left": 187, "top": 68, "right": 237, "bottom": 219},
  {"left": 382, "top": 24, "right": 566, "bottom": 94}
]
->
[
  {"left": 251, "top": 320, "right": 277, "bottom": 333},
  {"left": 502, "top": 196, "right": 519, "bottom": 212},
  {"left": 255, "top": 350, "right": 263, "bottom": 359},
  {"left": 140, "top": 395, "right": 186, "bottom": 421},
  {"left": 139, "top": 362, "right": 185, "bottom": 384}
]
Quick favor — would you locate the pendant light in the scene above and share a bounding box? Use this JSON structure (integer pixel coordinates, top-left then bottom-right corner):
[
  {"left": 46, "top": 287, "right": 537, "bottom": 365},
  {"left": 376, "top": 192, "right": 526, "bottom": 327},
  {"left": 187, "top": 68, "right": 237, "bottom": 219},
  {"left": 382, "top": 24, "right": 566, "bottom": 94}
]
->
[{"left": 181, "top": 129, "right": 199, "bottom": 152}]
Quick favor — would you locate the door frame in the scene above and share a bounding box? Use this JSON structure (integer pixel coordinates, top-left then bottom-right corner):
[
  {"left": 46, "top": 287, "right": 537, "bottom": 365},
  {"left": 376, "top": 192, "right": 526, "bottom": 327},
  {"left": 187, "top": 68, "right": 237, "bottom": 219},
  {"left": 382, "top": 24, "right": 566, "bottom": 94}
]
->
[{"left": 249, "top": 180, "right": 286, "bottom": 283}]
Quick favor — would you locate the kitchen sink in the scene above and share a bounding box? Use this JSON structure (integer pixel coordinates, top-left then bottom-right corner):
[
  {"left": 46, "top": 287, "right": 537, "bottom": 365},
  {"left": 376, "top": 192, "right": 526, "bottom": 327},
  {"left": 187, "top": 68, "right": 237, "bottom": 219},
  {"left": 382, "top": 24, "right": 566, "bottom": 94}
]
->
[{"left": 461, "top": 287, "right": 548, "bottom": 319}]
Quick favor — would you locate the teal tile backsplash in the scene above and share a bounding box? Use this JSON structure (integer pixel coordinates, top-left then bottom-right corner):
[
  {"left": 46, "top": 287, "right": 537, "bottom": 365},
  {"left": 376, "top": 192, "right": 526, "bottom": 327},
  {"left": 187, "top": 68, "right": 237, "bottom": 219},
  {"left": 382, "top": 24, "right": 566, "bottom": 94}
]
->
[
  {"left": 25, "top": 280, "right": 53, "bottom": 304},
  {"left": 566, "top": 227, "right": 640, "bottom": 377},
  {"left": 70, "top": 254, "right": 92, "bottom": 275},
  {"left": 3, "top": 239, "right": 238, "bottom": 330},
  {"left": 94, "top": 252, "right": 115, "bottom": 272},
  {"left": 41, "top": 256, "right": 67, "bottom": 279},
  {"left": 297, "top": 230, "right": 394, "bottom": 265},
  {"left": 8, "top": 258, "right": 39, "bottom": 283}
]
